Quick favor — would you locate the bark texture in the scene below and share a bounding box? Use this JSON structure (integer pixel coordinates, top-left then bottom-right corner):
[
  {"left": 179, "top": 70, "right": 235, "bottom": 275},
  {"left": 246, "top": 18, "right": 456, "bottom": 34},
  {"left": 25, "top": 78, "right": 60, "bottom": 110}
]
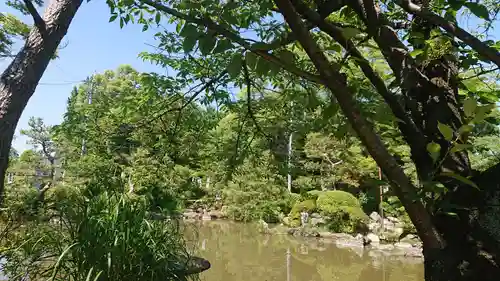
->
[
  {"left": 0, "top": 0, "right": 82, "bottom": 203},
  {"left": 274, "top": 0, "right": 500, "bottom": 280}
]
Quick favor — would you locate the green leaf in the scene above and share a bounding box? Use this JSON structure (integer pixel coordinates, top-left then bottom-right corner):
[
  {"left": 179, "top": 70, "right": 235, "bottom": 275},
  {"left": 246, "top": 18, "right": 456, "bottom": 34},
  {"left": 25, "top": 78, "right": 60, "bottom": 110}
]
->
[
  {"left": 278, "top": 50, "right": 295, "bottom": 64},
  {"left": 227, "top": 53, "right": 243, "bottom": 79},
  {"left": 268, "top": 60, "right": 281, "bottom": 77},
  {"left": 245, "top": 52, "right": 258, "bottom": 69},
  {"left": 119, "top": 17, "right": 124, "bottom": 28},
  {"left": 463, "top": 98, "right": 477, "bottom": 117},
  {"left": 426, "top": 142, "right": 441, "bottom": 162},
  {"left": 471, "top": 104, "right": 496, "bottom": 123},
  {"left": 198, "top": 35, "right": 217, "bottom": 55},
  {"left": 450, "top": 143, "right": 472, "bottom": 153},
  {"left": 175, "top": 21, "right": 183, "bottom": 33},
  {"left": 327, "top": 43, "right": 342, "bottom": 53},
  {"left": 341, "top": 27, "right": 362, "bottom": 40},
  {"left": 155, "top": 12, "right": 161, "bottom": 24},
  {"left": 464, "top": 2, "right": 490, "bottom": 20},
  {"left": 437, "top": 122, "right": 454, "bottom": 141},
  {"left": 458, "top": 124, "right": 473, "bottom": 134},
  {"left": 255, "top": 57, "right": 271, "bottom": 77},
  {"left": 222, "top": 11, "right": 239, "bottom": 26},
  {"left": 213, "top": 39, "right": 233, "bottom": 54},
  {"left": 109, "top": 14, "right": 118, "bottom": 22},
  {"left": 179, "top": 23, "right": 197, "bottom": 38},
  {"left": 461, "top": 78, "right": 481, "bottom": 92},
  {"left": 440, "top": 171, "right": 479, "bottom": 190},
  {"left": 410, "top": 49, "right": 424, "bottom": 58},
  {"left": 225, "top": 1, "right": 239, "bottom": 10},
  {"left": 182, "top": 35, "right": 198, "bottom": 53},
  {"left": 142, "top": 24, "right": 149, "bottom": 32}
]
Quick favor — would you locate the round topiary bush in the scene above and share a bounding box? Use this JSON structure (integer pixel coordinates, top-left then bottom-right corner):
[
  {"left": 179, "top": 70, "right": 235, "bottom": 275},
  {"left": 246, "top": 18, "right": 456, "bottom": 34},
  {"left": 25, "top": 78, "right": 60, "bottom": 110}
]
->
[
  {"left": 315, "top": 191, "right": 368, "bottom": 234},
  {"left": 316, "top": 190, "right": 361, "bottom": 212}
]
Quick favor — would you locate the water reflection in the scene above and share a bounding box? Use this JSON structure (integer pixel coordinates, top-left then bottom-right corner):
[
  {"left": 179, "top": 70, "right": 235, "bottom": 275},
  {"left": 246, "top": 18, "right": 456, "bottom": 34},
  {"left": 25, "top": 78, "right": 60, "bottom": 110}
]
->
[{"left": 185, "top": 221, "right": 424, "bottom": 281}]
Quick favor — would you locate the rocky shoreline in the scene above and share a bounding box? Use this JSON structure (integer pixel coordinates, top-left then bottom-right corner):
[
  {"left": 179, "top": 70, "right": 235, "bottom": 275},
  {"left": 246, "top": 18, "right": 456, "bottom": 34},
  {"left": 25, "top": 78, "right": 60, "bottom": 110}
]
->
[{"left": 182, "top": 208, "right": 423, "bottom": 259}]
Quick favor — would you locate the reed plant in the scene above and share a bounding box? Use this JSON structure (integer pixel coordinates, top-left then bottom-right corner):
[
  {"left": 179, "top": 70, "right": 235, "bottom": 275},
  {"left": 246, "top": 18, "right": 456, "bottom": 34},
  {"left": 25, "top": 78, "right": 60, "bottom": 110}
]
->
[{"left": 0, "top": 184, "right": 200, "bottom": 281}]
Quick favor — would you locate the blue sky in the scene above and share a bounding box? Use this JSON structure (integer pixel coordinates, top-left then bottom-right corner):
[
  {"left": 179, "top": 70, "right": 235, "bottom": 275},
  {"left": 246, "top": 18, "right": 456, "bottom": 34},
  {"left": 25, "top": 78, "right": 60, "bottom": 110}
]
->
[
  {"left": 1, "top": 0, "right": 167, "bottom": 152},
  {"left": 1, "top": 1, "right": 499, "bottom": 153}
]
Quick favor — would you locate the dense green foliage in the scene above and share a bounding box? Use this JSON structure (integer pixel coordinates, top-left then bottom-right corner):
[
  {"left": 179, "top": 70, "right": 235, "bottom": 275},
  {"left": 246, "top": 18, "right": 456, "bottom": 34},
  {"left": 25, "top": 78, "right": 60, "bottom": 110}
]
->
[
  {"left": 1, "top": 185, "right": 192, "bottom": 281},
  {"left": 1, "top": 0, "right": 500, "bottom": 279},
  {"left": 315, "top": 191, "right": 368, "bottom": 233}
]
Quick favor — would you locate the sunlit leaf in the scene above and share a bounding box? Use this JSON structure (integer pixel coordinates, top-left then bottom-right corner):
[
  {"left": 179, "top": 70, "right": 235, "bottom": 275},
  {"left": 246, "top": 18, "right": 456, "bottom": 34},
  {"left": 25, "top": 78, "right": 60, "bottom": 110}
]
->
[
  {"left": 426, "top": 142, "right": 441, "bottom": 162},
  {"left": 464, "top": 2, "right": 490, "bottom": 20},
  {"left": 227, "top": 53, "right": 243, "bottom": 78},
  {"left": 463, "top": 98, "right": 477, "bottom": 117},
  {"left": 341, "top": 27, "right": 362, "bottom": 40},
  {"left": 450, "top": 143, "right": 472, "bottom": 153},
  {"left": 437, "top": 122, "right": 454, "bottom": 141}
]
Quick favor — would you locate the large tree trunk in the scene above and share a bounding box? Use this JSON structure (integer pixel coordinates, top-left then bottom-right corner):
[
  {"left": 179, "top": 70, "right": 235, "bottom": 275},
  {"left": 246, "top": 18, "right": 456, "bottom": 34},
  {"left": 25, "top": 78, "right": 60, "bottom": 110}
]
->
[
  {"left": 0, "top": 0, "right": 82, "bottom": 204},
  {"left": 345, "top": 1, "right": 500, "bottom": 280},
  {"left": 273, "top": 0, "right": 500, "bottom": 280}
]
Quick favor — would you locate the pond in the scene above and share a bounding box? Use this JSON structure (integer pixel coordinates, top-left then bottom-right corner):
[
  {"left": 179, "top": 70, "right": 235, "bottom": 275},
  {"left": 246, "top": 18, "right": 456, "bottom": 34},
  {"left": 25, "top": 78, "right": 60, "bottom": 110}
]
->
[{"left": 186, "top": 221, "right": 424, "bottom": 281}]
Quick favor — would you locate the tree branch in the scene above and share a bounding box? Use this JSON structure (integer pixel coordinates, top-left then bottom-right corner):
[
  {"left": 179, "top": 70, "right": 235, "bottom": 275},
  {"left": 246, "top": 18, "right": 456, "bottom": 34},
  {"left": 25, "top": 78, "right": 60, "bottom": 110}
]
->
[
  {"left": 242, "top": 58, "right": 271, "bottom": 139},
  {"left": 141, "top": 70, "right": 228, "bottom": 126},
  {"left": 290, "top": 0, "right": 427, "bottom": 154},
  {"left": 274, "top": 0, "right": 444, "bottom": 250},
  {"left": 349, "top": 0, "right": 409, "bottom": 81},
  {"left": 23, "top": 0, "right": 46, "bottom": 33},
  {"left": 139, "top": 0, "right": 323, "bottom": 84},
  {"left": 460, "top": 67, "right": 500, "bottom": 81},
  {"left": 396, "top": 0, "right": 500, "bottom": 68}
]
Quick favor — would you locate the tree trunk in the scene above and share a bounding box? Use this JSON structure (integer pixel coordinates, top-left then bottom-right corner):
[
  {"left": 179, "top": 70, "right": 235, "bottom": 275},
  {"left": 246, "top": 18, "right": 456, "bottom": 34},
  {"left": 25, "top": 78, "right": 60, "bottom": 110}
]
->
[
  {"left": 0, "top": 0, "right": 82, "bottom": 204},
  {"left": 272, "top": 0, "right": 500, "bottom": 279},
  {"left": 339, "top": 1, "right": 500, "bottom": 279}
]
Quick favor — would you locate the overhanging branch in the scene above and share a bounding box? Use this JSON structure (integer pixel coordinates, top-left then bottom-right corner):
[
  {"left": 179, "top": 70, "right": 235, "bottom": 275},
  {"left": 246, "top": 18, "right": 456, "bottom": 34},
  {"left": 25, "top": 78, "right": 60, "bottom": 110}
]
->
[
  {"left": 397, "top": 0, "right": 500, "bottom": 67},
  {"left": 290, "top": 0, "right": 429, "bottom": 171},
  {"left": 139, "top": 0, "right": 323, "bottom": 84},
  {"left": 274, "top": 0, "right": 444, "bottom": 250},
  {"left": 242, "top": 59, "right": 271, "bottom": 139}
]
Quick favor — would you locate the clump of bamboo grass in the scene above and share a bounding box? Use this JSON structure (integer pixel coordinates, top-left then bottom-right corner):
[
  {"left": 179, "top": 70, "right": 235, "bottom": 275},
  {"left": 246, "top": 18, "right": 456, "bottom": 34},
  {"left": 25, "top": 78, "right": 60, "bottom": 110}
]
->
[{"left": 0, "top": 184, "right": 203, "bottom": 281}]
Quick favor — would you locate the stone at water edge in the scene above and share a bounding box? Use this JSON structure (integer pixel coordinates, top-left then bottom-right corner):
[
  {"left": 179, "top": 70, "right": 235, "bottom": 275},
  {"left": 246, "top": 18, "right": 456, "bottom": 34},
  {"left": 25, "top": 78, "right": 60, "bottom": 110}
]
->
[
  {"left": 369, "top": 211, "right": 381, "bottom": 222},
  {"left": 182, "top": 256, "right": 211, "bottom": 275},
  {"left": 208, "top": 210, "right": 224, "bottom": 219},
  {"left": 310, "top": 213, "right": 322, "bottom": 219},
  {"left": 363, "top": 233, "right": 380, "bottom": 245},
  {"left": 310, "top": 217, "right": 325, "bottom": 227},
  {"left": 368, "top": 222, "right": 380, "bottom": 232},
  {"left": 183, "top": 211, "right": 199, "bottom": 220},
  {"left": 394, "top": 242, "right": 413, "bottom": 249},
  {"left": 386, "top": 216, "right": 400, "bottom": 223}
]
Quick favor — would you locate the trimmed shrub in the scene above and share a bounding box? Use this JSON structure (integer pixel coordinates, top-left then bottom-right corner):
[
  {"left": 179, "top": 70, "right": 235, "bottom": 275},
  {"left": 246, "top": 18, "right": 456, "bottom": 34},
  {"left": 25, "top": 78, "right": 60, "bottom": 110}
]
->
[
  {"left": 323, "top": 206, "right": 369, "bottom": 233},
  {"left": 316, "top": 190, "right": 361, "bottom": 213},
  {"left": 316, "top": 191, "right": 368, "bottom": 234}
]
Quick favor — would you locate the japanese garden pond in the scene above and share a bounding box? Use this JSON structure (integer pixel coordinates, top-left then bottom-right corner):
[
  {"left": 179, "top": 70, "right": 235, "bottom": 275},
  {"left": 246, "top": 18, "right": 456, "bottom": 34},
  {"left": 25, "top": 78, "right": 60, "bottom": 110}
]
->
[
  {"left": 0, "top": 220, "right": 424, "bottom": 281},
  {"left": 186, "top": 221, "right": 424, "bottom": 281}
]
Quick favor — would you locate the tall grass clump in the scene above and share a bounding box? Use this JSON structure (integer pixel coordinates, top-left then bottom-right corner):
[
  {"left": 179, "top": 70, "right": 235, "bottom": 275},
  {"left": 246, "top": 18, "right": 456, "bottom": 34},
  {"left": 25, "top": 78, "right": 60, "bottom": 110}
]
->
[{"left": 0, "top": 184, "right": 202, "bottom": 281}]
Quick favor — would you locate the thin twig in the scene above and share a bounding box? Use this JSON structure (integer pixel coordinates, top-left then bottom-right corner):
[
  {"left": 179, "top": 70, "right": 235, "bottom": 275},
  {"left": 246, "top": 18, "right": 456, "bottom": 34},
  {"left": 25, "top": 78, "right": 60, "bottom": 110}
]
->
[{"left": 242, "top": 58, "right": 271, "bottom": 139}]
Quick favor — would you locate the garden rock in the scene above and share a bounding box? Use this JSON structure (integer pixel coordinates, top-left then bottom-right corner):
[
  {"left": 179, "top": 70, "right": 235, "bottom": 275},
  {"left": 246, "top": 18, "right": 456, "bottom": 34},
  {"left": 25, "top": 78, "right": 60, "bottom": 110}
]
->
[
  {"left": 310, "top": 217, "right": 325, "bottom": 227},
  {"left": 364, "top": 233, "right": 380, "bottom": 245},
  {"left": 369, "top": 211, "right": 381, "bottom": 222}
]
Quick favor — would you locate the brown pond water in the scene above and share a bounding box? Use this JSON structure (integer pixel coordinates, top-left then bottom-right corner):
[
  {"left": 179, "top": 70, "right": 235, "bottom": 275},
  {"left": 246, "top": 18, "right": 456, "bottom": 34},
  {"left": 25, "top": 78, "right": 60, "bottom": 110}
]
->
[{"left": 185, "top": 221, "right": 424, "bottom": 281}]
